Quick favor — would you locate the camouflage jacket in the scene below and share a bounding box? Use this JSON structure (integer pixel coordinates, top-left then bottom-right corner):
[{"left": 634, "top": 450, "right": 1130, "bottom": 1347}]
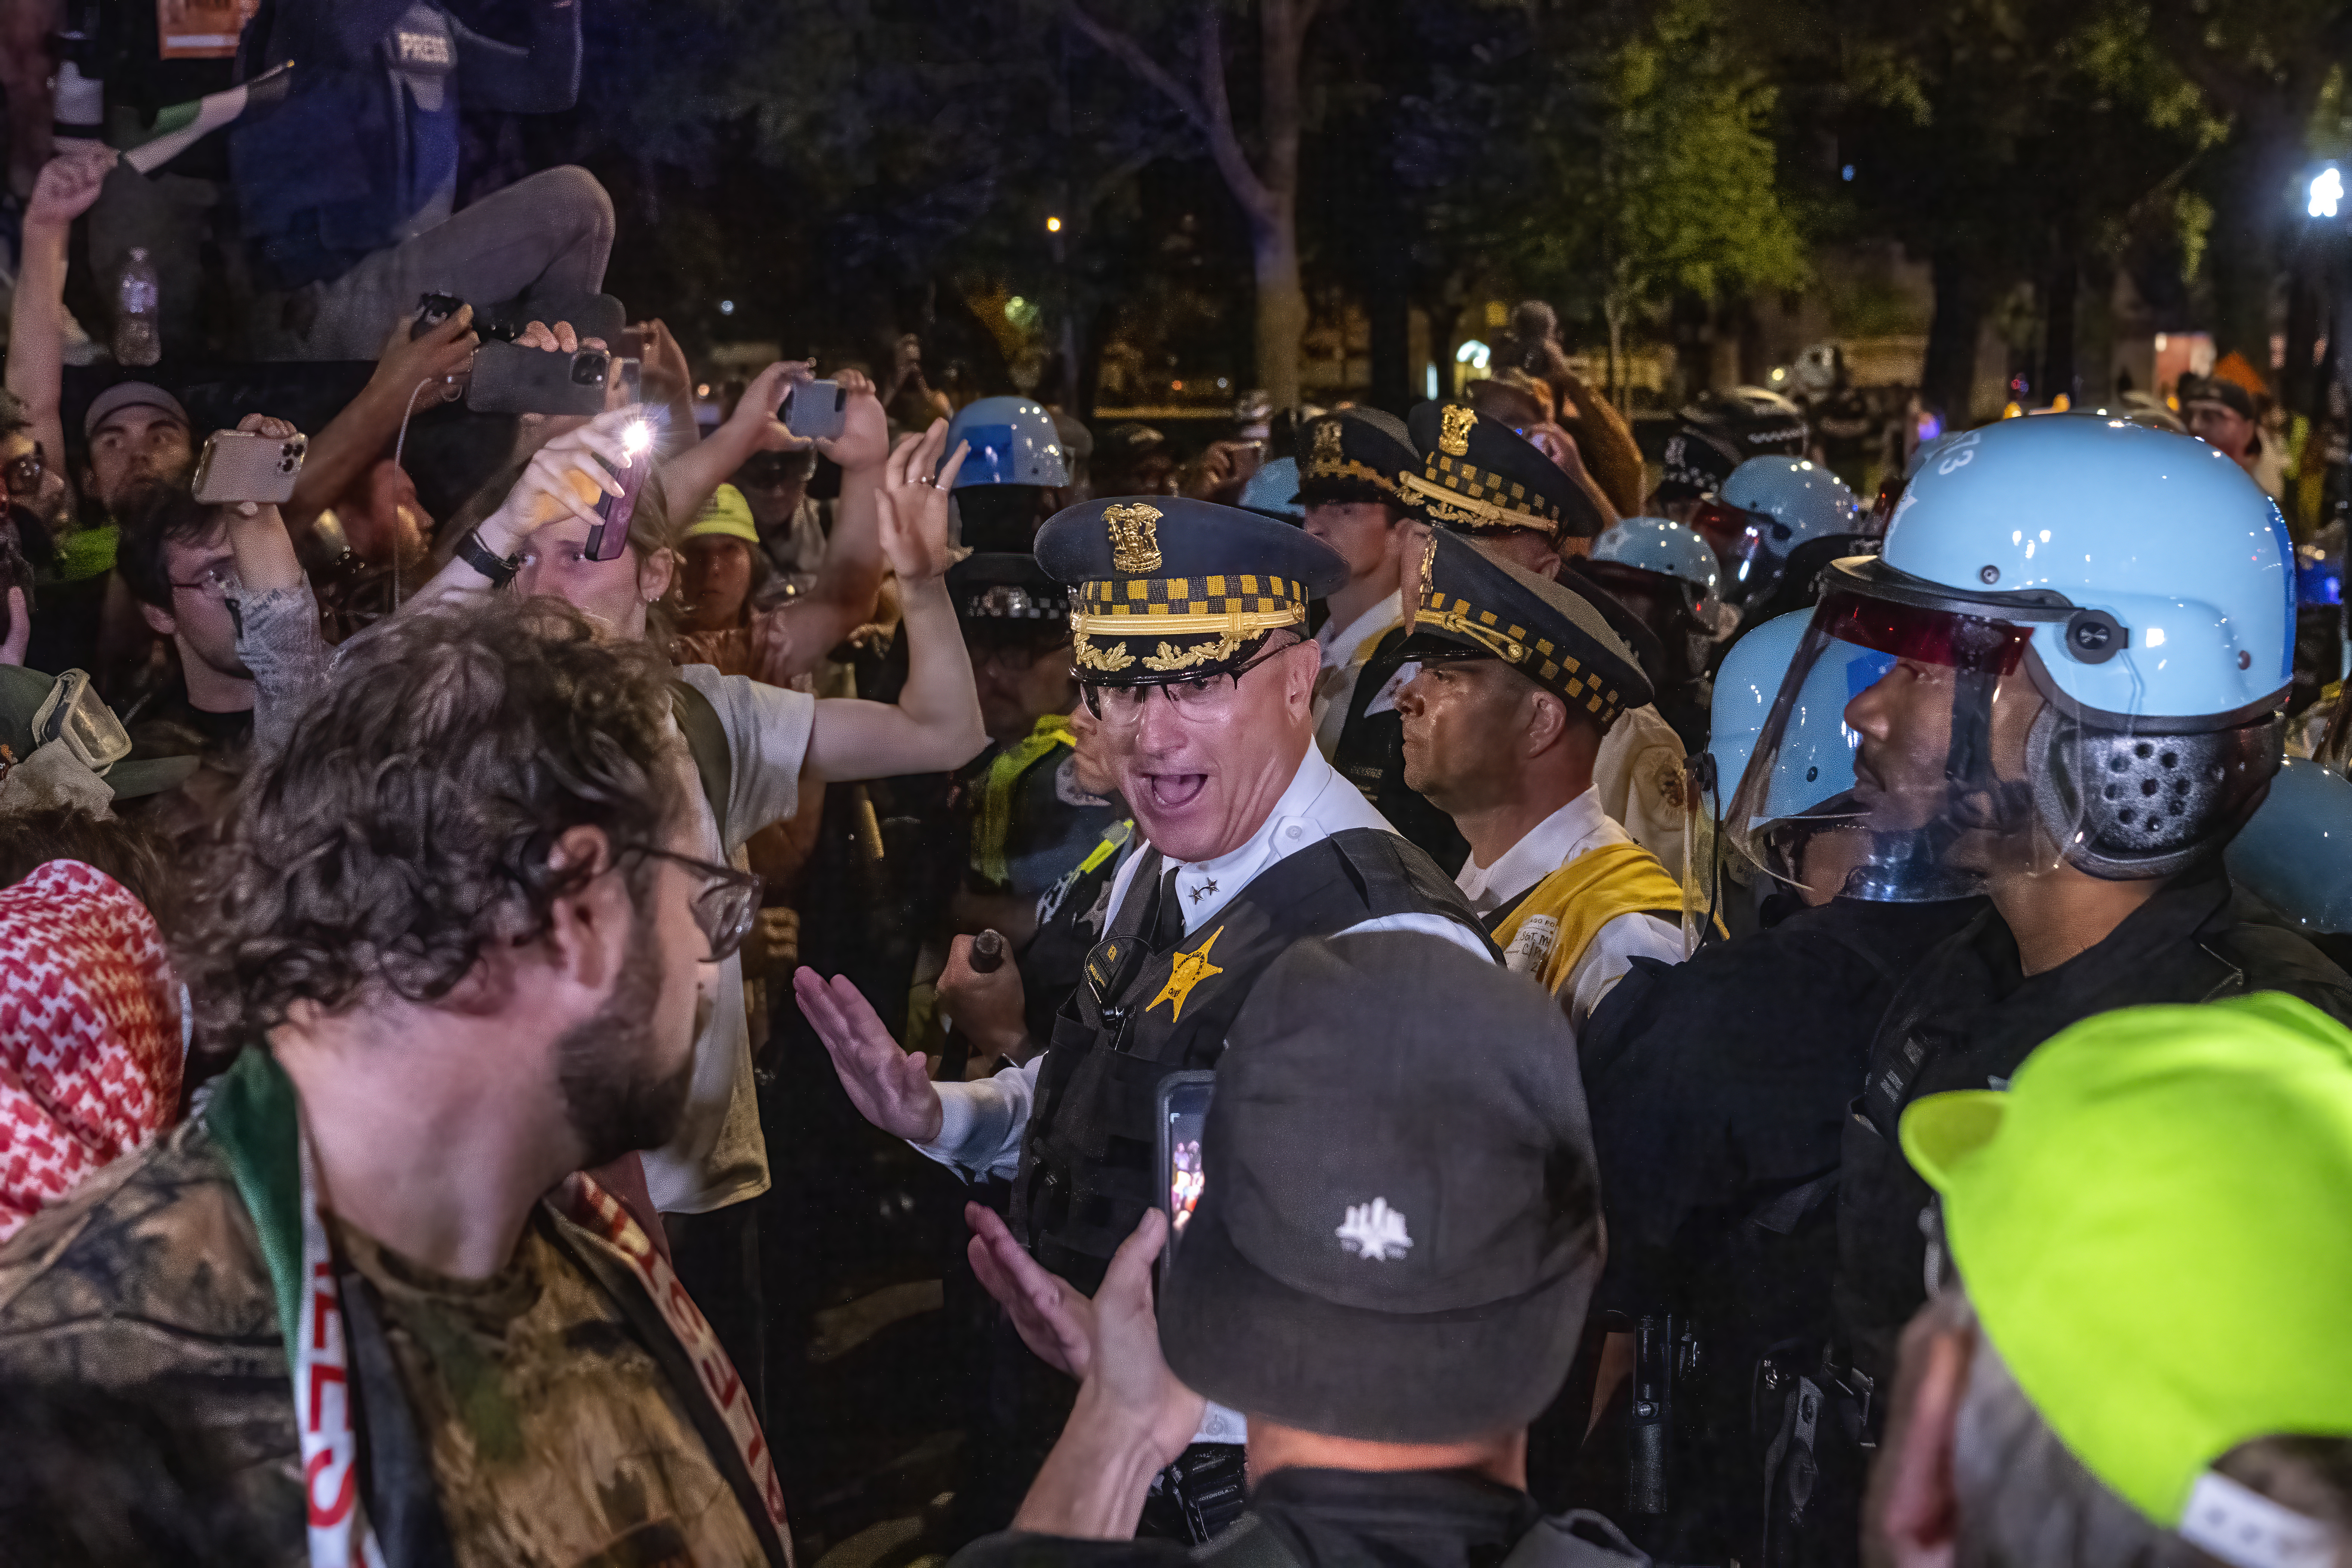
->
[{"left": 0, "top": 1116, "right": 307, "bottom": 1562}]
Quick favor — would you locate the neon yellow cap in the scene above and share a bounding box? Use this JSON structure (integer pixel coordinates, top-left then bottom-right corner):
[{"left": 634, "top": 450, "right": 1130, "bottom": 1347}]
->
[
  {"left": 684, "top": 484, "right": 759, "bottom": 546},
  {"left": 1901, "top": 992, "right": 2352, "bottom": 1528}
]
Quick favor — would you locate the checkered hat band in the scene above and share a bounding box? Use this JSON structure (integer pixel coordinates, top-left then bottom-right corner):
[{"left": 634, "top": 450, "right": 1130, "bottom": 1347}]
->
[
  {"left": 1427, "top": 455, "right": 1562, "bottom": 522},
  {"left": 1413, "top": 589, "right": 1623, "bottom": 722},
  {"left": 1300, "top": 456, "right": 1401, "bottom": 495},
  {"left": 1078, "top": 576, "right": 1306, "bottom": 616}
]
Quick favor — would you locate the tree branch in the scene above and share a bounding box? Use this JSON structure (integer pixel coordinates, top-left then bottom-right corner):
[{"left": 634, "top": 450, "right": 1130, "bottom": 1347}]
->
[
  {"left": 1063, "top": 2, "right": 1210, "bottom": 133},
  {"left": 1195, "top": 4, "right": 1276, "bottom": 224}
]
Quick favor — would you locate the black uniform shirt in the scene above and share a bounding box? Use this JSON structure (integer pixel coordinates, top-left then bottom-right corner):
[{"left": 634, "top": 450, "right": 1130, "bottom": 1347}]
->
[
  {"left": 1581, "top": 896, "right": 1984, "bottom": 1336},
  {"left": 1835, "top": 868, "right": 2352, "bottom": 1381},
  {"left": 949, "top": 1468, "right": 1543, "bottom": 1568}
]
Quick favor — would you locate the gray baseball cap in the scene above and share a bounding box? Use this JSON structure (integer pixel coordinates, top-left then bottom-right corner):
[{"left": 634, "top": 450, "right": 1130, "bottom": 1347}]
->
[{"left": 83, "top": 382, "right": 191, "bottom": 442}]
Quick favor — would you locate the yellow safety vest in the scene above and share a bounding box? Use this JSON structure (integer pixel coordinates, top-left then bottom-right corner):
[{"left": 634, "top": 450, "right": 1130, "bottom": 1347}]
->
[{"left": 1488, "top": 839, "right": 1693, "bottom": 999}]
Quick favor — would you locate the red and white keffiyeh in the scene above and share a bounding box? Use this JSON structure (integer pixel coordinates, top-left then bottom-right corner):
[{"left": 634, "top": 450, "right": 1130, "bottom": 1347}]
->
[{"left": 0, "top": 859, "right": 181, "bottom": 1241}]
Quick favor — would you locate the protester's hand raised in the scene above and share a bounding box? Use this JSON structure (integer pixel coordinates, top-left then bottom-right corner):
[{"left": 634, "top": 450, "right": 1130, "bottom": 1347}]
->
[
  {"left": 632, "top": 318, "right": 694, "bottom": 406},
  {"left": 474, "top": 410, "right": 637, "bottom": 557},
  {"left": 967, "top": 1203, "right": 1095, "bottom": 1378},
  {"left": 793, "top": 967, "right": 945, "bottom": 1143},
  {"left": 821, "top": 367, "right": 890, "bottom": 474},
  {"left": 26, "top": 147, "right": 115, "bottom": 229},
  {"left": 877, "top": 421, "right": 967, "bottom": 585},
  {"left": 723, "top": 362, "right": 809, "bottom": 457},
  {"left": 372, "top": 303, "right": 478, "bottom": 408}
]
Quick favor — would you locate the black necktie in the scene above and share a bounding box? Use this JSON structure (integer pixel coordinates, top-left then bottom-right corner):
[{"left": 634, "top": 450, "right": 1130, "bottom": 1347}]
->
[{"left": 1153, "top": 864, "right": 1187, "bottom": 949}]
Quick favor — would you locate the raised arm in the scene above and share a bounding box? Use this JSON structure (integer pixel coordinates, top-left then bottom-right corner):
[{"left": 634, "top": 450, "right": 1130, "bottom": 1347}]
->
[
  {"left": 8, "top": 149, "right": 113, "bottom": 505},
  {"left": 398, "top": 410, "right": 635, "bottom": 614},
  {"left": 285, "top": 307, "right": 480, "bottom": 537},
  {"left": 656, "top": 359, "right": 805, "bottom": 525},
  {"left": 798, "top": 421, "right": 987, "bottom": 780}
]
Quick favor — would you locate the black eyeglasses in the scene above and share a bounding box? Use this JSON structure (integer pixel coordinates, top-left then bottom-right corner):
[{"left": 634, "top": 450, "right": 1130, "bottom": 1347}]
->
[
  {"left": 620, "top": 844, "right": 764, "bottom": 962},
  {"left": 1078, "top": 637, "right": 1294, "bottom": 723}
]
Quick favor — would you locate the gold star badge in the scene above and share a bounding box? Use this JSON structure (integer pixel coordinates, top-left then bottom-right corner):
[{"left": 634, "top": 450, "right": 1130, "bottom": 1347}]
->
[{"left": 1148, "top": 926, "right": 1226, "bottom": 1022}]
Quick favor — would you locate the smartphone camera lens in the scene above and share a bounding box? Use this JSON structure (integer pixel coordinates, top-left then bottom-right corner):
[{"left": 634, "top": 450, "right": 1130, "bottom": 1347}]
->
[{"left": 572, "top": 351, "right": 611, "bottom": 387}]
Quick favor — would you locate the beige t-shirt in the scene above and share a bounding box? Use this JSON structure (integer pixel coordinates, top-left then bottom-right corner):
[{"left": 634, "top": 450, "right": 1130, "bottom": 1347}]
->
[
  {"left": 641, "top": 665, "right": 816, "bottom": 1217},
  {"left": 336, "top": 1208, "right": 769, "bottom": 1567}
]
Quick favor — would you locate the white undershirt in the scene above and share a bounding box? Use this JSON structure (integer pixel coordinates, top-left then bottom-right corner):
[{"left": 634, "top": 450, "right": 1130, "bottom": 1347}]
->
[{"left": 1455, "top": 786, "right": 1687, "bottom": 1027}]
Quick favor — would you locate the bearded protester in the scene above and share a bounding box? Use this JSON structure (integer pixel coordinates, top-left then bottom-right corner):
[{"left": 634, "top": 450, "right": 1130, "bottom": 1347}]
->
[{"left": 0, "top": 600, "right": 793, "bottom": 1566}]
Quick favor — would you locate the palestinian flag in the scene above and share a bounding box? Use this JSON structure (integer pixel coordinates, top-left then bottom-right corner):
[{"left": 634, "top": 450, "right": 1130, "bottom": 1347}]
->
[{"left": 124, "top": 62, "right": 294, "bottom": 175}]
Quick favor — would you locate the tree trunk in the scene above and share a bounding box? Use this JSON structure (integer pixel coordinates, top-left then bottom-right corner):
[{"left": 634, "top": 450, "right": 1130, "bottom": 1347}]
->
[
  {"left": 1251, "top": 218, "right": 1306, "bottom": 409},
  {"left": 1247, "top": 0, "right": 1310, "bottom": 407},
  {"left": 2041, "top": 251, "right": 2078, "bottom": 407},
  {"left": 1923, "top": 244, "right": 1989, "bottom": 424},
  {"left": 2205, "top": 103, "right": 2300, "bottom": 376}
]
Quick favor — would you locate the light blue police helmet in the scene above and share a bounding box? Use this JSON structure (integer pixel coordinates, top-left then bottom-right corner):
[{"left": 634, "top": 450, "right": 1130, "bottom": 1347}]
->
[
  {"left": 944, "top": 396, "right": 1070, "bottom": 489},
  {"left": 1707, "top": 610, "right": 1892, "bottom": 827},
  {"left": 1873, "top": 413, "right": 2290, "bottom": 723},
  {"left": 1593, "top": 516, "right": 1721, "bottom": 617},
  {"left": 2225, "top": 757, "right": 2352, "bottom": 933},
  {"left": 1238, "top": 456, "right": 1305, "bottom": 522},
  {"left": 1721, "top": 456, "right": 1861, "bottom": 550}
]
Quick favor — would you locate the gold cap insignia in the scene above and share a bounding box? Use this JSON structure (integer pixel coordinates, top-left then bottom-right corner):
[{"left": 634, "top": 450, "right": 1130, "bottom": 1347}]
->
[
  {"left": 1105, "top": 502, "right": 1164, "bottom": 574},
  {"left": 1439, "top": 404, "right": 1476, "bottom": 457},
  {"left": 1313, "top": 417, "right": 1343, "bottom": 467}
]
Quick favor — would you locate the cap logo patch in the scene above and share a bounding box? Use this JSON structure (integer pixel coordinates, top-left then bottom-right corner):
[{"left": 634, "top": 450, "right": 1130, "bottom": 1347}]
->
[
  {"left": 1314, "top": 418, "right": 1343, "bottom": 466},
  {"left": 1439, "top": 404, "right": 1476, "bottom": 457},
  {"left": 1105, "top": 502, "right": 1165, "bottom": 573},
  {"left": 1336, "top": 1198, "right": 1413, "bottom": 1261}
]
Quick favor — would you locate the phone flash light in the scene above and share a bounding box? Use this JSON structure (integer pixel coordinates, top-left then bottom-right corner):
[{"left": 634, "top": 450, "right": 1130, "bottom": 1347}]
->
[{"left": 622, "top": 419, "right": 654, "bottom": 458}]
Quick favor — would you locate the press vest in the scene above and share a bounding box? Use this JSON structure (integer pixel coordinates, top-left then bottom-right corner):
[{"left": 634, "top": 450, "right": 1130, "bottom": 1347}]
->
[{"left": 1014, "top": 827, "right": 1488, "bottom": 1288}]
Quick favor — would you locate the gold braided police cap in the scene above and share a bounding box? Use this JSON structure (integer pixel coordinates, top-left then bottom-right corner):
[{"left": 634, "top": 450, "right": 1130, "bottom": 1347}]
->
[
  {"left": 1403, "top": 401, "right": 1606, "bottom": 545},
  {"left": 1035, "top": 496, "right": 1349, "bottom": 684},
  {"left": 1399, "top": 530, "right": 1653, "bottom": 727}
]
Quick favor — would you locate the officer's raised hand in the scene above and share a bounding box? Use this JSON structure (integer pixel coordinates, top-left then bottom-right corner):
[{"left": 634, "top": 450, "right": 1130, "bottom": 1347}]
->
[{"left": 794, "top": 967, "right": 943, "bottom": 1142}]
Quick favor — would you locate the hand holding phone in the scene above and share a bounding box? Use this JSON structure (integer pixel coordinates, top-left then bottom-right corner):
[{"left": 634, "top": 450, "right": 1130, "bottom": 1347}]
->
[
  {"left": 1157, "top": 1071, "right": 1215, "bottom": 1268},
  {"left": 192, "top": 428, "right": 308, "bottom": 506},
  {"left": 584, "top": 413, "right": 658, "bottom": 562},
  {"left": 781, "top": 380, "right": 847, "bottom": 442}
]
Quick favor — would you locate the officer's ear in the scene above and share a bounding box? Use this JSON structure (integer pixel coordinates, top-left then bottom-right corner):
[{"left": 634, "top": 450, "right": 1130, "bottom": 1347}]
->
[{"left": 1871, "top": 1312, "right": 1975, "bottom": 1568}]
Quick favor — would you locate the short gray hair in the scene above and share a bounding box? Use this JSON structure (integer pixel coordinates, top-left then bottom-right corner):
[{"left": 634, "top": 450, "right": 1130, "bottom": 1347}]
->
[{"left": 1930, "top": 1280, "right": 2352, "bottom": 1568}]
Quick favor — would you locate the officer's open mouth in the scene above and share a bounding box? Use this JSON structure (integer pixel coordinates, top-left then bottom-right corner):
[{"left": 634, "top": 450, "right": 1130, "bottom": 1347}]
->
[{"left": 1145, "top": 773, "right": 1208, "bottom": 809}]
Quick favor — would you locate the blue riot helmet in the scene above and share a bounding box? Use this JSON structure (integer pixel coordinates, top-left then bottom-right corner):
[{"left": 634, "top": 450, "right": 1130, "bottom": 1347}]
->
[
  {"left": 945, "top": 396, "right": 1069, "bottom": 489},
  {"left": 2225, "top": 757, "right": 2352, "bottom": 933},
  {"left": 1238, "top": 456, "right": 1306, "bottom": 522},
  {"left": 1727, "top": 414, "right": 2292, "bottom": 900},
  {"left": 1710, "top": 610, "right": 1892, "bottom": 831},
  {"left": 1697, "top": 456, "right": 1863, "bottom": 610},
  {"left": 947, "top": 396, "right": 1069, "bottom": 552},
  {"left": 1593, "top": 516, "right": 1722, "bottom": 622}
]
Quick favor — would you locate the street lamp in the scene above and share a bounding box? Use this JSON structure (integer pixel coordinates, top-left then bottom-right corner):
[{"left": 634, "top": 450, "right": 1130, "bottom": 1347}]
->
[{"left": 1046, "top": 215, "right": 1063, "bottom": 233}]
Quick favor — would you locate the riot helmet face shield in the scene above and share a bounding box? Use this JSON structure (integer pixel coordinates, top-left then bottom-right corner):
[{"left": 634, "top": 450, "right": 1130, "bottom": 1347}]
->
[{"left": 1728, "top": 586, "right": 2077, "bottom": 900}]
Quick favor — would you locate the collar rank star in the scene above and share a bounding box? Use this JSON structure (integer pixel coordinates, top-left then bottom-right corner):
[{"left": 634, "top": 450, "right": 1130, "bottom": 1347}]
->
[
  {"left": 1188, "top": 877, "right": 1217, "bottom": 903},
  {"left": 1336, "top": 1197, "right": 1413, "bottom": 1261},
  {"left": 1148, "top": 925, "right": 1226, "bottom": 1021}
]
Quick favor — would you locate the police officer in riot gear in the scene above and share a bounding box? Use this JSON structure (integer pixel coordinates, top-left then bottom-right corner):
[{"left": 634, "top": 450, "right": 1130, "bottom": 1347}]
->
[
  {"left": 1564, "top": 611, "right": 1984, "bottom": 1560},
  {"left": 1727, "top": 414, "right": 2352, "bottom": 1558}
]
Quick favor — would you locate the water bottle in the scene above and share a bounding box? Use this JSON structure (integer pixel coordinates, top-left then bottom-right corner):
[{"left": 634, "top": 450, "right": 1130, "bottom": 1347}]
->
[{"left": 113, "top": 248, "right": 161, "bottom": 367}]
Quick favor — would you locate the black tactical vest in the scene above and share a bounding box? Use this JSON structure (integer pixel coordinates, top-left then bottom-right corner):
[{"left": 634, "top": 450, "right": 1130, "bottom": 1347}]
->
[
  {"left": 1328, "top": 628, "right": 1471, "bottom": 876},
  {"left": 1014, "top": 826, "right": 1487, "bottom": 1289}
]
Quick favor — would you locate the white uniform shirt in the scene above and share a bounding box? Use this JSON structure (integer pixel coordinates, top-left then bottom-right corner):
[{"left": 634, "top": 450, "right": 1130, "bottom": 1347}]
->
[
  {"left": 1455, "top": 786, "right": 1686, "bottom": 1028},
  {"left": 917, "top": 743, "right": 1492, "bottom": 1181},
  {"left": 1310, "top": 590, "right": 1410, "bottom": 759}
]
